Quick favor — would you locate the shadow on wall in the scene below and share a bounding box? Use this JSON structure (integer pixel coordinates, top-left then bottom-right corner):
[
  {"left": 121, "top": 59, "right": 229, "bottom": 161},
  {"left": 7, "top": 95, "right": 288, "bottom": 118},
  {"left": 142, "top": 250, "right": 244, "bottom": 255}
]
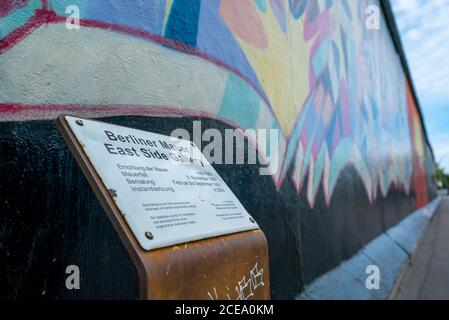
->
[{"left": 0, "top": 116, "right": 432, "bottom": 299}]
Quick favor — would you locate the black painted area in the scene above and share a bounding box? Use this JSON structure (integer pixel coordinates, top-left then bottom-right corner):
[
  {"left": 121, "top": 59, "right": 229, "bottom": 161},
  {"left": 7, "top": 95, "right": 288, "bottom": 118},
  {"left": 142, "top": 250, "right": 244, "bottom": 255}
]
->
[
  {"left": 0, "top": 116, "right": 436, "bottom": 299},
  {"left": 0, "top": 120, "right": 138, "bottom": 300}
]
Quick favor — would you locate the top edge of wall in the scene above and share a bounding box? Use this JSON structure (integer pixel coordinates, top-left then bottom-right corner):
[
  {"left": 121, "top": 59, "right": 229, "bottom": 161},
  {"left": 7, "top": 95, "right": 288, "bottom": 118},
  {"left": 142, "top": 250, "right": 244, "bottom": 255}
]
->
[{"left": 380, "top": 0, "right": 435, "bottom": 161}]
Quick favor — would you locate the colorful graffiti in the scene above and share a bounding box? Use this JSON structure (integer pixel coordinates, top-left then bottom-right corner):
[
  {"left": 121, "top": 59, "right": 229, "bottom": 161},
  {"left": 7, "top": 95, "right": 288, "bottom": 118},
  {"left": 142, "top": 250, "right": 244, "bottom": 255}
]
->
[
  {"left": 406, "top": 82, "right": 429, "bottom": 208},
  {"left": 0, "top": 0, "right": 429, "bottom": 207}
]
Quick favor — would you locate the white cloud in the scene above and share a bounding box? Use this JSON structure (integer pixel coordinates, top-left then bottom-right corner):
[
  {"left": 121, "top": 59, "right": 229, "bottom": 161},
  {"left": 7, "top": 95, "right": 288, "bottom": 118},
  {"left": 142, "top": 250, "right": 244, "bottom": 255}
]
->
[
  {"left": 391, "top": 0, "right": 449, "bottom": 96},
  {"left": 393, "top": 0, "right": 419, "bottom": 14},
  {"left": 391, "top": 0, "right": 449, "bottom": 172}
]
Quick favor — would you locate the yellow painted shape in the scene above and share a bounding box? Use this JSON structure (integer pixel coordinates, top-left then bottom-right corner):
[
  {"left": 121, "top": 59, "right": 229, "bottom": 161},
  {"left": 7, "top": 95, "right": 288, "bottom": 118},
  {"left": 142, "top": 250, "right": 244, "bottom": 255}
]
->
[
  {"left": 414, "top": 115, "right": 425, "bottom": 162},
  {"left": 162, "top": 0, "right": 173, "bottom": 34},
  {"left": 227, "top": 4, "right": 314, "bottom": 134}
]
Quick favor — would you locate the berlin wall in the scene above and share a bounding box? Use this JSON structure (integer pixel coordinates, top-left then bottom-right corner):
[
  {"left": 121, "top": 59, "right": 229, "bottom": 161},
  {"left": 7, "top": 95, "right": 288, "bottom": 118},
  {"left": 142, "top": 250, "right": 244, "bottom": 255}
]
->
[{"left": 0, "top": 0, "right": 437, "bottom": 299}]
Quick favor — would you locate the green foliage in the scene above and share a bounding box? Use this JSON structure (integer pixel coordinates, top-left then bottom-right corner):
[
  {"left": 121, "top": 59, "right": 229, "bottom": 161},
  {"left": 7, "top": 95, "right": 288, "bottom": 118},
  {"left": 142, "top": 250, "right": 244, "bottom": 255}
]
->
[{"left": 435, "top": 163, "right": 449, "bottom": 189}]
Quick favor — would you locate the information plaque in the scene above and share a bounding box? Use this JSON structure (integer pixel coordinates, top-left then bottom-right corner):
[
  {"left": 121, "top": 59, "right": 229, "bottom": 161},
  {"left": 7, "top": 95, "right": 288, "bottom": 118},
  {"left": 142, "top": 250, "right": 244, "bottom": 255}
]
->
[{"left": 62, "top": 116, "right": 259, "bottom": 251}]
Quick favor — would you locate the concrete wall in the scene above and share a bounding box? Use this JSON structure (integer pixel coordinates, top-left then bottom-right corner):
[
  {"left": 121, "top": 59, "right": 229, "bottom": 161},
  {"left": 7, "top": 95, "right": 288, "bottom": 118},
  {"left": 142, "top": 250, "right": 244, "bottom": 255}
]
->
[{"left": 0, "top": 0, "right": 437, "bottom": 299}]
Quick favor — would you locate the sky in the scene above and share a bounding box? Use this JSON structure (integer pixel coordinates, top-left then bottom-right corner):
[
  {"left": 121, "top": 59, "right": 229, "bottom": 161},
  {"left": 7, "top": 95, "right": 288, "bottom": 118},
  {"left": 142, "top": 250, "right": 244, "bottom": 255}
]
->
[{"left": 391, "top": 0, "right": 449, "bottom": 171}]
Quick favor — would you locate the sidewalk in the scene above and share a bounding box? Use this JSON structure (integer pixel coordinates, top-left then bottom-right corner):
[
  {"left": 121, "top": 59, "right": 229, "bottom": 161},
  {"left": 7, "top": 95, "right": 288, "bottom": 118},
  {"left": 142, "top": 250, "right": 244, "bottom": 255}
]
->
[{"left": 394, "top": 196, "right": 449, "bottom": 300}]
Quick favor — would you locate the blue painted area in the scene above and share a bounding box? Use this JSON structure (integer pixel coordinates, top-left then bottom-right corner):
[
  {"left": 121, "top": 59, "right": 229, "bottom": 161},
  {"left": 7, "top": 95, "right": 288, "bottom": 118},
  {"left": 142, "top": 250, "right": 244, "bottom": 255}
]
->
[
  {"left": 341, "top": 0, "right": 353, "bottom": 19},
  {"left": 218, "top": 73, "right": 261, "bottom": 130},
  {"left": 282, "top": 98, "right": 311, "bottom": 173},
  {"left": 269, "top": 0, "right": 287, "bottom": 33},
  {"left": 49, "top": 0, "right": 88, "bottom": 18},
  {"left": 298, "top": 198, "right": 441, "bottom": 300},
  {"left": 265, "top": 121, "right": 283, "bottom": 159},
  {"left": 326, "top": 108, "right": 338, "bottom": 152},
  {"left": 0, "top": 0, "right": 41, "bottom": 38},
  {"left": 165, "top": 0, "right": 201, "bottom": 47},
  {"left": 196, "top": 0, "right": 265, "bottom": 99},
  {"left": 387, "top": 211, "right": 428, "bottom": 255},
  {"left": 254, "top": 0, "right": 267, "bottom": 13},
  {"left": 300, "top": 254, "right": 375, "bottom": 300},
  {"left": 307, "top": 0, "right": 319, "bottom": 24},
  {"left": 312, "top": 38, "right": 330, "bottom": 77},
  {"left": 289, "top": 0, "right": 308, "bottom": 20},
  {"left": 81, "top": 0, "right": 166, "bottom": 35}
]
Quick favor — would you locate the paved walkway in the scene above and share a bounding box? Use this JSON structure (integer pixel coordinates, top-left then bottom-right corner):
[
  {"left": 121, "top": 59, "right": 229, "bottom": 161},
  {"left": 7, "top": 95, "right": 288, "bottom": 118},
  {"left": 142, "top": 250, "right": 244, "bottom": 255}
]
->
[{"left": 394, "top": 197, "right": 449, "bottom": 300}]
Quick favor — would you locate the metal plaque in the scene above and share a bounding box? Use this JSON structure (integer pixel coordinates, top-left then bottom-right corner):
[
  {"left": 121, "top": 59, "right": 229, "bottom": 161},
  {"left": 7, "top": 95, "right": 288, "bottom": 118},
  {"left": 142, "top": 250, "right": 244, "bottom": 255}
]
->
[{"left": 64, "top": 116, "right": 259, "bottom": 251}]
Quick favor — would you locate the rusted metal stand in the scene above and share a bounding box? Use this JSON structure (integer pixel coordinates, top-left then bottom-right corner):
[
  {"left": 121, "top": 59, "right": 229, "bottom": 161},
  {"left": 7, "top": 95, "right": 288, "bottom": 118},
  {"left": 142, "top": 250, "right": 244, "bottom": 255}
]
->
[{"left": 56, "top": 115, "right": 270, "bottom": 300}]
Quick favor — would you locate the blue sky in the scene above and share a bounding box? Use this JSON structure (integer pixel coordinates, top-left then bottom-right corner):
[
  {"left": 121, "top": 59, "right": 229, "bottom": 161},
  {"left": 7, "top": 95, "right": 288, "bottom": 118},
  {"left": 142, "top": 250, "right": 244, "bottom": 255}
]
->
[{"left": 391, "top": 0, "right": 449, "bottom": 171}]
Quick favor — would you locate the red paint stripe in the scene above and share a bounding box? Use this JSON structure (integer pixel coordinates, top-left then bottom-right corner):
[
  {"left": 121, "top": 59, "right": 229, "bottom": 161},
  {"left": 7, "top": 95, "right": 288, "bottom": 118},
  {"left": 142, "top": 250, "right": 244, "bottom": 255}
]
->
[
  {"left": 0, "top": 10, "right": 276, "bottom": 124},
  {"left": 1, "top": 103, "right": 201, "bottom": 117},
  {"left": 0, "top": 102, "right": 278, "bottom": 184},
  {"left": 0, "top": 9, "right": 61, "bottom": 54},
  {"left": 0, "top": 103, "right": 255, "bottom": 133},
  {"left": 0, "top": 0, "right": 30, "bottom": 19}
]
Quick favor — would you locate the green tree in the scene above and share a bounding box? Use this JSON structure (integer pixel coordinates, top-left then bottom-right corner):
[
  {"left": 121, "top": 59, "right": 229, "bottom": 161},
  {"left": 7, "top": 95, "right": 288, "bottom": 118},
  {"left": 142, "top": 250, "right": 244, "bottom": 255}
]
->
[{"left": 435, "top": 163, "right": 449, "bottom": 189}]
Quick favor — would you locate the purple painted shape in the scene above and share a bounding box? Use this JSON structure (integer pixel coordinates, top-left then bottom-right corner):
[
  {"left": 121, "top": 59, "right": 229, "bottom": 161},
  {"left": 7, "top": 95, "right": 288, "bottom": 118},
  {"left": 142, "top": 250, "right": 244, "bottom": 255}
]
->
[
  {"left": 270, "top": 0, "right": 287, "bottom": 33},
  {"left": 196, "top": 0, "right": 264, "bottom": 98},
  {"left": 312, "top": 121, "right": 325, "bottom": 157},
  {"left": 85, "top": 0, "right": 166, "bottom": 35},
  {"left": 332, "top": 117, "right": 341, "bottom": 150}
]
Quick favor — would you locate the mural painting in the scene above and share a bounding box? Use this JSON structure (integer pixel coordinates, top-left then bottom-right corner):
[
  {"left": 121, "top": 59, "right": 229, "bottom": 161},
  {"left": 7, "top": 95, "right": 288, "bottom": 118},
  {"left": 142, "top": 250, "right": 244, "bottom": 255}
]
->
[{"left": 0, "top": 0, "right": 436, "bottom": 299}]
